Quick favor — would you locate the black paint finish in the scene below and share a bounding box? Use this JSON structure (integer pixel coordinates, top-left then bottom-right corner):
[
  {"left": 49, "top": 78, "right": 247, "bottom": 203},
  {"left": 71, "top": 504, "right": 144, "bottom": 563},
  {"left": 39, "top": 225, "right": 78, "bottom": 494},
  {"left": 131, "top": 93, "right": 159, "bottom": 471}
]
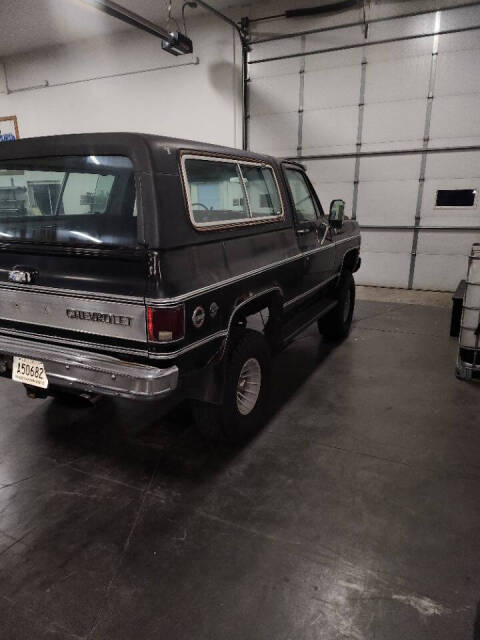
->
[
  {"left": 0, "top": 132, "right": 360, "bottom": 401},
  {"left": 0, "top": 300, "right": 479, "bottom": 639}
]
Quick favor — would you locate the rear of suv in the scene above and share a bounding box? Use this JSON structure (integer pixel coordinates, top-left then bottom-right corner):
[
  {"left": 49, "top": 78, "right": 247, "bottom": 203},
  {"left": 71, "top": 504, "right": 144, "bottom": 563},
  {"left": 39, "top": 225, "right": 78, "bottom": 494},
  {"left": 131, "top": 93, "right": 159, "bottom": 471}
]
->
[{"left": 0, "top": 132, "right": 360, "bottom": 442}]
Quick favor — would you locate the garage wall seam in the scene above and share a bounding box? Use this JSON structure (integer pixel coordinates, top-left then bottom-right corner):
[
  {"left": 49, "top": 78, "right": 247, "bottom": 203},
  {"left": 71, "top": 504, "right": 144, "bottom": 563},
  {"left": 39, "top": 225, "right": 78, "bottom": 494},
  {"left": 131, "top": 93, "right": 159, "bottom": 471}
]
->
[
  {"left": 352, "top": 57, "right": 367, "bottom": 221},
  {"left": 407, "top": 13, "right": 440, "bottom": 290},
  {"left": 296, "top": 35, "right": 306, "bottom": 157}
]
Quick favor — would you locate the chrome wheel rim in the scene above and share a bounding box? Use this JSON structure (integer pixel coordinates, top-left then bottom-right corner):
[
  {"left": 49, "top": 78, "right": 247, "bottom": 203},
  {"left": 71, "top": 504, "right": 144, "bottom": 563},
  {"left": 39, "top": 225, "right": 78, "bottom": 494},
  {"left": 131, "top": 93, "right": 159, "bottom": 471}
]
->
[
  {"left": 236, "top": 357, "right": 262, "bottom": 416},
  {"left": 343, "top": 289, "right": 351, "bottom": 323}
]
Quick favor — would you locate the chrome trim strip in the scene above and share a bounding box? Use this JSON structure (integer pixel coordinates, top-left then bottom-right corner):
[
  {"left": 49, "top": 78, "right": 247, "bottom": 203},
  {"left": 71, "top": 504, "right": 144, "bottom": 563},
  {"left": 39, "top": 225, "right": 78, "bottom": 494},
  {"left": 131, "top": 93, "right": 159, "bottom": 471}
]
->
[
  {"left": 146, "top": 233, "right": 360, "bottom": 307},
  {"left": 283, "top": 301, "right": 337, "bottom": 343},
  {"left": 148, "top": 330, "right": 228, "bottom": 360},
  {"left": 284, "top": 274, "right": 338, "bottom": 309},
  {"left": 0, "top": 326, "right": 147, "bottom": 357},
  {"left": 0, "top": 334, "right": 178, "bottom": 399},
  {"left": 0, "top": 282, "right": 144, "bottom": 305},
  {"left": 0, "top": 235, "right": 360, "bottom": 309},
  {"left": 150, "top": 287, "right": 285, "bottom": 360}
]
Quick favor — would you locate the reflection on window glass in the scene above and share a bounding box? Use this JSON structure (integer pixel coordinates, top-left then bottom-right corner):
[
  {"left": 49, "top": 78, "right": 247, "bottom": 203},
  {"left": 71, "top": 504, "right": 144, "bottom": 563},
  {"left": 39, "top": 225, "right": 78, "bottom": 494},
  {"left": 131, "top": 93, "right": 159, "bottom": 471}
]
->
[
  {"left": 0, "top": 156, "right": 137, "bottom": 247},
  {"left": 285, "top": 169, "right": 318, "bottom": 223},
  {"left": 239, "top": 165, "right": 281, "bottom": 218},
  {"left": 185, "top": 158, "right": 248, "bottom": 226}
]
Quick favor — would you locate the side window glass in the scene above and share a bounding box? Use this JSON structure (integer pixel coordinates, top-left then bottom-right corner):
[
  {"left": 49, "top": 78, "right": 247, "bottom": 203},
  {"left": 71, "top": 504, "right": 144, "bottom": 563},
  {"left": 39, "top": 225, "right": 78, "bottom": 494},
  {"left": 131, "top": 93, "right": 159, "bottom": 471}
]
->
[
  {"left": 239, "top": 164, "right": 282, "bottom": 218},
  {"left": 184, "top": 158, "right": 248, "bottom": 227},
  {"left": 285, "top": 168, "right": 318, "bottom": 223}
]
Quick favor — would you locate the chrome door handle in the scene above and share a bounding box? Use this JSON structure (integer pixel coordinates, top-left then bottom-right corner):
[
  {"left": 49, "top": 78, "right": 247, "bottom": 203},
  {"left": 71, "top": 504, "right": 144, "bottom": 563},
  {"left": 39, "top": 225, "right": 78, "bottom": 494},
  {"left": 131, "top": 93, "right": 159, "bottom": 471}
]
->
[{"left": 296, "top": 227, "right": 312, "bottom": 235}]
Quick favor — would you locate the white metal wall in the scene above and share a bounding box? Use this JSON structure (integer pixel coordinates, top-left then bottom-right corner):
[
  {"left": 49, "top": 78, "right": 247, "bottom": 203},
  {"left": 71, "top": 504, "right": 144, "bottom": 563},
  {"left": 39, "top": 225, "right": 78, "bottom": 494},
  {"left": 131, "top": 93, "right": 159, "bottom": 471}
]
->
[{"left": 247, "top": 3, "right": 480, "bottom": 291}]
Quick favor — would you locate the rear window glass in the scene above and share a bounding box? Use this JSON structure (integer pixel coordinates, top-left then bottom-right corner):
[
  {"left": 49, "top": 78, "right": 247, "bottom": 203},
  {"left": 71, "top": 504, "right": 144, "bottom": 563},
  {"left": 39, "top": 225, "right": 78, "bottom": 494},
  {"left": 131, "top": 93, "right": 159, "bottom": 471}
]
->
[
  {"left": 0, "top": 155, "right": 137, "bottom": 248},
  {"left": 183, "top": 156, "right": 282, "bottom": 228},
  {"left": 240, "top": 164, "right": 282, "bottom": 218}
]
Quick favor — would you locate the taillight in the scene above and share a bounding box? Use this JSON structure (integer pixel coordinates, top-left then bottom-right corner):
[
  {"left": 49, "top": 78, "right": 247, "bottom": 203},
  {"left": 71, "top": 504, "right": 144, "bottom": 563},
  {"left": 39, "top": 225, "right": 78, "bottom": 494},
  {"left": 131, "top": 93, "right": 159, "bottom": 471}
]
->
[{"left": 146, "top": 305, "right": 185, "bottom": 342}]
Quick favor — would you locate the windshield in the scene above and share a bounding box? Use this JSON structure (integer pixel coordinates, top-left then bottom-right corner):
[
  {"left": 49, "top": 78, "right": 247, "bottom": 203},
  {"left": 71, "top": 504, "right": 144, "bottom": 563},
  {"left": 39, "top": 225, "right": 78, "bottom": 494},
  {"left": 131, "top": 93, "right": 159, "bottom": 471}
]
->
[{"left": 0, "top": 155, "right": 137, "bottom": 248}]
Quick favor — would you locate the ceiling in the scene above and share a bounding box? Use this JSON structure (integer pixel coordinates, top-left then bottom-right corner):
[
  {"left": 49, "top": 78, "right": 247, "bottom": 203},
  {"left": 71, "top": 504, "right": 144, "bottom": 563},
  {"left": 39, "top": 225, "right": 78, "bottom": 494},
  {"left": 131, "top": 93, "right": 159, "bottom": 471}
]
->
[{"left": 0, "top": 0, "right": 254, "bottom": 58}]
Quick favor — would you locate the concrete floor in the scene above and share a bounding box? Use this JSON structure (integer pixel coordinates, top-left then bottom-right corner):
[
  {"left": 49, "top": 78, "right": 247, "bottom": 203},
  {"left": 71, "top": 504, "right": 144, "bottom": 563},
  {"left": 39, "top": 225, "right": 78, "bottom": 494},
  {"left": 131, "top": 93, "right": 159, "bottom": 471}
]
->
[{"left": 0, "top": 297, "right": 479, "bottom": 640}]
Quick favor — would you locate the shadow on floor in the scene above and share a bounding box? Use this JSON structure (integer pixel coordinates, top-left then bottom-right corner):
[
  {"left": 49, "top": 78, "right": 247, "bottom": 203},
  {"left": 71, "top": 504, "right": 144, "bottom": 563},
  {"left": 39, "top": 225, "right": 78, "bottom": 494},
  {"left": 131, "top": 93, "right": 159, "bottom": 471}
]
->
[
  {"left": 474, "top": 600, "right": 480, "bottom": 640},
  {"left": 42, "top": 334, "right": 337, "bottom": 483}
]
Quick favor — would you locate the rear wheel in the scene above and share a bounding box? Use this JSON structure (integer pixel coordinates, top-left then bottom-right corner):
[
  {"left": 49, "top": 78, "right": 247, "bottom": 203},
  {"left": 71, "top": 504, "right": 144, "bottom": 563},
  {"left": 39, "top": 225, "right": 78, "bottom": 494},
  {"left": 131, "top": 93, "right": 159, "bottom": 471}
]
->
[
  {"left": 193, "top": 329, "right": 271, "bottom": 443},
  {"left": 318, "top": 270, "right": 355, "bottom": 340}
]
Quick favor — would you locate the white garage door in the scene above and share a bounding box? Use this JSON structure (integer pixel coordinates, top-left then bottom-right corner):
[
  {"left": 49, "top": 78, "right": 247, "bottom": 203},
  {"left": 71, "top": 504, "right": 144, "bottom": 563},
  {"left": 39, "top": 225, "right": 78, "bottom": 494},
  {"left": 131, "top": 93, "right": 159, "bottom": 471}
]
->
[{"left": 247, "top": 4, "right": 480, "bottom": 291}]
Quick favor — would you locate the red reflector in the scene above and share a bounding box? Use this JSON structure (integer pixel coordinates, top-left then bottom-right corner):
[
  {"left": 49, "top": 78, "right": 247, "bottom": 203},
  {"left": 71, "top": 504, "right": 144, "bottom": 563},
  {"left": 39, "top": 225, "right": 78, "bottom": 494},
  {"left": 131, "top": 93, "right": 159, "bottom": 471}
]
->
[{"left": 147, "top": 305, "right": 185, "bottom": 342}]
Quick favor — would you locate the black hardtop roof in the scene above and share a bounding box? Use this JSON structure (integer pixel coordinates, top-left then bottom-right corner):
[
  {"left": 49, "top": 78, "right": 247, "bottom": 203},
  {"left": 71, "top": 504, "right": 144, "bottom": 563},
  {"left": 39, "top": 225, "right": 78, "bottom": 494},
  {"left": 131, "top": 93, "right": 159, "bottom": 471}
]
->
[
  {"left": 0, "top": 132, "right": 295, "bottom": 249},
  {"left": 0, "top": 132, "right": 279, "bottom": 170}
]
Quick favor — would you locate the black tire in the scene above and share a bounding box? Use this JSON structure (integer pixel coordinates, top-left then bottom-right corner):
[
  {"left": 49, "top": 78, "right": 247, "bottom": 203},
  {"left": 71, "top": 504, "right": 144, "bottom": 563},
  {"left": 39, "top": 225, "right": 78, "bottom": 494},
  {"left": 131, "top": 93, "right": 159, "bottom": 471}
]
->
[
  {"left": 193, "top": 329, "right": 271, "bottom": 443},
  {"left": 318, "top": 270, "right": 355, "bottom": 340}
]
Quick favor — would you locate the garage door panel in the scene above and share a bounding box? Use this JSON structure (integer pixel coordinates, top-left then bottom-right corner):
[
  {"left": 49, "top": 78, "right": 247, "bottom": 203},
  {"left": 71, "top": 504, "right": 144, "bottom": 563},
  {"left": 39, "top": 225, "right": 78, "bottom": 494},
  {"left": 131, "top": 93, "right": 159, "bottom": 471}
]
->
[
  {"left": 360, "top": 155, "right": 421, "bottom": 181},
  {"left": 362, "top": 99, "right": 427, "bottom": 149},
  {"left": 249, "top": 37, "right": 302, "bottom": 66},
  {"left": 312, "top": 181, "right": 354, "bottom": 215},
  {"left": 438, "top": 30, "right": 480, "bottom": 54},
  {"left": 440, "top": 5, "right": 480, "bottom": 31},
  {"left": 412, "top": 253, "right": 469, "bottom": 291},
  {"left": 249, "top": 113, "right": 298, "bottom": 157},
  {"left": 369, "top": 13, "right": 435, "bottom": 42},
  {"left": 305, "top": 158, "right": 356, "bottom": 184},
  {"left": 303, "top": 66, "right": 361, "bottom": 110},
  {"left": 305, "top": 26, "right": 362, "bottom": 56},
  {"left": 305, "top": 49, "right": 364, "bottom": 71},
  {"left": 356, "top": 251, "right": 411, "bottom": 288},
  {"left": 360, "top": 230, "right": 413, "bottom": 254},
  {"left": 421, "top": 177, "right": 480, "bottom": 222},
  {"left": 365, "top": 55, "right": 431, "bottom": 103},
  {"left": 246, "top": 10, "right": 480, "bottom": 291},
  {"left": 249, "top": 57, "right": 301, "bottom": 80},
  {"left": 436, "top": 50, "right": 480, "bottom": 97},
  {"left": 365, "top": 35, "right": 434, "bottom": 62},
  {"left": 425, "top": 151, "right": 480, "bottom": 179},
  {"left": 430, "top": 95, "right": 480, "bottom": 144},
  {"left": 356, "top": 180, "right": 418, "bottom": 226},
  {"left": 249, "top": 74, "right": 300, "bottom": 117},
  {"left": 302, "top": 106, "right": 358, "bottom": 154},
  {"left": 416, "top": 230, "right": 480, "bottom": 255}
]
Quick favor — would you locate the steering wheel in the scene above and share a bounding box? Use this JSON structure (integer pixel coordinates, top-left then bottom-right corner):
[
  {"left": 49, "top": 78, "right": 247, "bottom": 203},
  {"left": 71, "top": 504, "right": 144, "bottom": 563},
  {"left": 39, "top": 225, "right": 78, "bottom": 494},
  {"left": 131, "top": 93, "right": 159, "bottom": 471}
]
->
[{"left": 192, "top": 202, "right": 209, "bottom": 210}]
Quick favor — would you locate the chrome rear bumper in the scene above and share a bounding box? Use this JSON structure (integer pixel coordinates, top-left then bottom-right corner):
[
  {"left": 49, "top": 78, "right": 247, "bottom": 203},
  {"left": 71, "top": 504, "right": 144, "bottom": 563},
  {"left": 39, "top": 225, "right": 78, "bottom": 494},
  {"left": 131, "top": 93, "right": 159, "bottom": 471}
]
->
[{"left": 0, "top": 335, "right": 178, "bottom": 400}]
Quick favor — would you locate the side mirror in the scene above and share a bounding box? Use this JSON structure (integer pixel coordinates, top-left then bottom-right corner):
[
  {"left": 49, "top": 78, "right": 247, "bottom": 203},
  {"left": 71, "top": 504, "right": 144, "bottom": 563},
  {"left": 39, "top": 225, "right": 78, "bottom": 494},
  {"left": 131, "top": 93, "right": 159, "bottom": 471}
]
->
[{"left": 329, "top": 199, "right": 345, "bottom": 229}]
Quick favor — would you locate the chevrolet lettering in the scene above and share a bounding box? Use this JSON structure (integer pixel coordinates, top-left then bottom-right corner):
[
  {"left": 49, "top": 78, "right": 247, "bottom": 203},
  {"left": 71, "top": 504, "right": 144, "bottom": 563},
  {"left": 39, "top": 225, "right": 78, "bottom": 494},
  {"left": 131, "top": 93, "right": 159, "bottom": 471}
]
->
[
  {"left": 66, "top": 309, "right": 132, "bottom": 327},
  {"left": 0, "top": 133, "right": 361, "bottom": 442}
]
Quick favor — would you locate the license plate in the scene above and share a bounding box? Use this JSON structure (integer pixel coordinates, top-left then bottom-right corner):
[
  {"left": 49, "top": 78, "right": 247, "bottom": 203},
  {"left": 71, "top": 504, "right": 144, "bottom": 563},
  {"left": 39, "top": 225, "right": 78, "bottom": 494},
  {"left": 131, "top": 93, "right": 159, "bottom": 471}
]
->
[{"left": 12, "top": 356, "right": 48, "bottom": 389}]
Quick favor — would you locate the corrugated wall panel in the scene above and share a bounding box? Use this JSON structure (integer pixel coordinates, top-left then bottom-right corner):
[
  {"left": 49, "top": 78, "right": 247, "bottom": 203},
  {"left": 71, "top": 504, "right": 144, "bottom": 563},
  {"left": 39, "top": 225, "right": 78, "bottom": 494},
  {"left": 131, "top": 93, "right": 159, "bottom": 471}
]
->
[{"left": 247, "top": 4, "right": 480, "bottom": 290}]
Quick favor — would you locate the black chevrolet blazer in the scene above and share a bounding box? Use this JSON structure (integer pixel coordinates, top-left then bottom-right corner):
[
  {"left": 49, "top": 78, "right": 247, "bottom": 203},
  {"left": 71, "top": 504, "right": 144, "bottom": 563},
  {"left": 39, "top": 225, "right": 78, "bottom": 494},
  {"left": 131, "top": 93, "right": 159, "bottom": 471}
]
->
[{"left": 0, "top": 133, "right": 361, "bottom": 442}]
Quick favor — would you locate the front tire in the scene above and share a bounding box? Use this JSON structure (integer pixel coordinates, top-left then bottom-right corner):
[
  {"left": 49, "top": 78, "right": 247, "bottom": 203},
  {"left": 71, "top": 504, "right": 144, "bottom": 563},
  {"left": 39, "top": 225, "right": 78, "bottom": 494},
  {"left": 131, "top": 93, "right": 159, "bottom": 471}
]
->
[
  {"left": 193, "top": 329, "right": 271, "bottom": 443},
  {"left": 318, "top": 270, "right": 355, "bottom": 340}
]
